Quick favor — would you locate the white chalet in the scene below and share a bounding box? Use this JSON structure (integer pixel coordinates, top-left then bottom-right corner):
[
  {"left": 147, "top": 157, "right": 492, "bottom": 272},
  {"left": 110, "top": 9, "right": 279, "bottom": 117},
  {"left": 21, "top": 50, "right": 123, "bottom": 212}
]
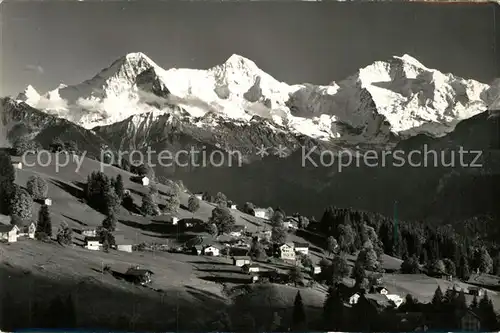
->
[
  {"left": 82, "top": 228, "right": 97, "bottom": 237},
  {"left": 194, "top": 193, "right": 204, "bottom": 200},
  {"left": 279, "top": 243, "right": 296, "bottom": 261},
  {"left": 254, "top": 208, "right": 269, "bottom": 219},
  {"left": 84, "top": 236, "right": 102, "bottom": 251},
  {"left": 349, "top": 293, "right": 361, "bottom": 305},
  {"left": 141, "top": 177, "right": 150, "bottom": 186},
  {"left": 44, "top": 198, "right": 52, "bottom": 206},
  {"left": 230, "top": 204, "right": 237, "bottom": 210},
  {"left": 0, "top": 224, "right": 19, "bottom": 243},
  {"left": 203, "top": 245, "right": 220, "bottom": 256},
  {"left": 232, "top": 256, "right": 252, "bottom": 267},
  {"left": 386, "top": 294, "right": 404, "bottom": 308},
  {"left": 12, "top": 162, "right": 22, "bottom": 169},
  {"left": 242, "top": 264, "right": 260, "bottom": 274},
  {"left": 16, "top": 221, "right": 36, "bottom": 239}
]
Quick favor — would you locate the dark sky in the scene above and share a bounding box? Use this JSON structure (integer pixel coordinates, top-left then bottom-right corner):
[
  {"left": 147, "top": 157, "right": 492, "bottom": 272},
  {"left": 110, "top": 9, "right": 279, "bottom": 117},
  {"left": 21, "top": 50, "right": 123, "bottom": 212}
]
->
[{"left": 1, "top": 1, "right": 499, "bottom": 96}]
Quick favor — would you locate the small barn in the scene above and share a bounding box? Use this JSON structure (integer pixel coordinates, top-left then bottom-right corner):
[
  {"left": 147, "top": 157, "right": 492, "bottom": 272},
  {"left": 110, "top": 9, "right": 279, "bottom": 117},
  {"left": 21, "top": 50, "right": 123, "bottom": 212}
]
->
[
  {"left": 232, "top": 256, "right": 251, "bottom": 267},
  {"left": 293, "top": 242, "right": 309, "bottom": 255},
  {"left": 194, "top": 193, "right": 203, "bottom": 200},
  {"left": 44, "top": 198, "right": 52, "bottom": 206},
  {"left": 141, "top": 177, "right": 150, "bottom": 186},
  {"left": 242, "top": 264, "right": 260, "bottom": 274},
  {"left": 254, "top": 208, "right": 269, "bottom": 219},
  {"left": 12, "top": 162, "right": 22, "bottom": 170},
  {"left": 82, "top": 228, "right": 97, "bottom": 237},
  {"left": 115, "top": 236, "right": 133, "bottom": 253},
  {"left": 125, "top": 267, "right": 154, "bottom": 285}
]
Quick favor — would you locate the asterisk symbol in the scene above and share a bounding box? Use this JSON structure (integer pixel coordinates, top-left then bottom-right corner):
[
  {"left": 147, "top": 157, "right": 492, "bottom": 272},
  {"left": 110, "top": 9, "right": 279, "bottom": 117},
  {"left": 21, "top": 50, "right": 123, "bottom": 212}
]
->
[
  {"left": 255, "top": 145, "right": 269, "bottom": 158},
  {"left": 274, "top": 145, "right": 288, "bottom": 158}
]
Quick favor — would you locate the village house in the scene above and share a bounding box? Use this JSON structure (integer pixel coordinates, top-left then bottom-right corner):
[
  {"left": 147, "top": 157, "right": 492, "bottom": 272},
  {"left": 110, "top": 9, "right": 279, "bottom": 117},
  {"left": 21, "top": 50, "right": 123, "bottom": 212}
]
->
[
  {"left": 229, "top": 204, "right": 237, "bottom": 210},
  {"left": 141, "top": 176, "right": 150, "bottom": 186},
  {"left": 44, "top": 198, "right": 52, "bottom": 206},
  {"left": 229, "top": 225, "right": 245, "bottom": 238},
  {"left": 82, "top": 228, "right": 97, "bottom": 237},
  {"left": 84, "top": 236, "right": 102, "bottom": 251},
  {"left": 254, "top": 208, "right": 269, "bottom": 219},
  {"left": 293, "top": 242, "right": 309, "bottom": 255},
  {"left": 194, "top": 192, "right": 204, "bottom": 200},
  {"left": 459, "top": 309, "right": 481, "bottom": 331},
  {"left": 203, "top": 245, "right": 220, "bottom": 256},
  {"left": 349, "top": 292, "right": 361, "bottom": 305},
  {"left": 15, "top": 220, "right": 36, "bottom": 239},
  {"left": 0, "top": 224, "right": 19, "bottom": 243},
  {"left": 242, "top": 264, "right": 260, "bottom": 274},
  {"left": 125, "top": 267, "right": 154, "bottom": 285},
  {"left": 232, "top": 256, "right": 252, "bottom": 267},
  {"left": 12, "top": 162, "right": 22, "bottom": 169},
  {"left": 279, "top": 243, "right": 296, "bottom": 261}
]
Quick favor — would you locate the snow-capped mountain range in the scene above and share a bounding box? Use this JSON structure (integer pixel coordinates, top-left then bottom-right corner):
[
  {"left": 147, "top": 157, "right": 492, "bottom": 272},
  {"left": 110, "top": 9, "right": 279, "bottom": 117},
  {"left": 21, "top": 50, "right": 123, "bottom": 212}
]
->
[{"left": 16, "top": 52, "right": 493, "bottom": 147}]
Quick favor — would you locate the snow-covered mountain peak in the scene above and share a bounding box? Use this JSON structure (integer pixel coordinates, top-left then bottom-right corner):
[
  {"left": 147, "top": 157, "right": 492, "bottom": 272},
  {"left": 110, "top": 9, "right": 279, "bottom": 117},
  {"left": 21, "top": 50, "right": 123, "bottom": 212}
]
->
[
  {"left": 222, "top": 54, "right": 260, "bottom": 73},
  {"left": 15, "top": 51, "right": 495, "bottom": 146},
  {"left": 16, "top": 84, "right": 41, "bottom": 104},
  {"left": 393, "top": 54, "right": 428, "bottom": 70}
]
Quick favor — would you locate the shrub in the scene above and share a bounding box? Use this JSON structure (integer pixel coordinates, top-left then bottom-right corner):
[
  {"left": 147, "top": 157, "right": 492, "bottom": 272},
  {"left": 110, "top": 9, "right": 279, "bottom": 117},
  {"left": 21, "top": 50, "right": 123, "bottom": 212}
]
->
[{"left": 26, "top": 175, "right": 49, "bottom": 200}]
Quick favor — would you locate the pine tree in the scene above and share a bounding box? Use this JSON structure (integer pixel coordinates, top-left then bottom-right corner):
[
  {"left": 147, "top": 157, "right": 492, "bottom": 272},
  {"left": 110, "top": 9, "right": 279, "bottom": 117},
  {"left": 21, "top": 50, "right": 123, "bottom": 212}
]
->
[
  {"left": 470, "top": 295, "right": 478, "bottom": 310},
  {"left": 56, "top": 221, "right": 73, "bottom": 245},
  {"left": 0, "top": 180, "right": 16, "bottom": 215},
  {"left": 431, "top": 286, "right": 444, "bottom": 307},
  {"left": 291, "top": 291, "right": 306, "bottom": 330},
  {"left": 326, "top": 236, "right": 338, "bottom": 257},
  {"left": 102, "top": 212, "right": 118, "bottom": 231},
  {"left": 36, "top": 204, "right": 52, "bottom": 239},
  {"left": 352, "top": 260, "right": 367, "bottom": 287},
  {"left": 104, "top": 188, "right": 121, "bottom": 215},
  {"left": 209, "top": 206, "right": 235, "bottom": 236},
  {"left": 458, "top": 252, "right": 470, "bottom": 280},
  {"left": 288, "top": 266, "right": 303, "bottom": 287},
  {"left": 214, "top": 192, "right": 227, "bottom": 207},
  {"left": 323, "top": 286, "right": 344, "bottom": 330},
  {"left": 141, "top": 193, "right": 159, "bottom": 216}
]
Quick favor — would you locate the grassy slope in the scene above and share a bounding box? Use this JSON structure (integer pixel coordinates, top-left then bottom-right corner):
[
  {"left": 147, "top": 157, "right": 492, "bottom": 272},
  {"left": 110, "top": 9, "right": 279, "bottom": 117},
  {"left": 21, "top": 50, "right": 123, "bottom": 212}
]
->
[{"left": 1, "top": 154, "right": 327, "bottom": 329}]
